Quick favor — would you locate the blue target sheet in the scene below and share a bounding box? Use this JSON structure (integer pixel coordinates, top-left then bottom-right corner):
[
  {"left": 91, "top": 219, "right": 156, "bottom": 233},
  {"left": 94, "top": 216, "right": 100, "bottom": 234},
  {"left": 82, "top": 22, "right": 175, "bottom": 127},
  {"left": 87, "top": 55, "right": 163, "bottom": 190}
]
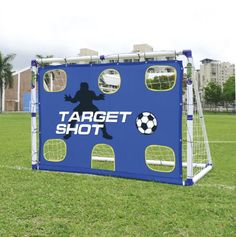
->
[{"left": 38, "top": 61, "right": 183, "bottom": 185}]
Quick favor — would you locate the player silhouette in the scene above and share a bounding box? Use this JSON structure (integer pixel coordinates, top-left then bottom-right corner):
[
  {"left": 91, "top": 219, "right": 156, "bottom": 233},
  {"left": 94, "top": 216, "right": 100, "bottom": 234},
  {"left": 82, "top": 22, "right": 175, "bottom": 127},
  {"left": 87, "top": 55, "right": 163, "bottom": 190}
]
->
[{"left": 63, "top": 82, "right": 113, "bottom": 140}]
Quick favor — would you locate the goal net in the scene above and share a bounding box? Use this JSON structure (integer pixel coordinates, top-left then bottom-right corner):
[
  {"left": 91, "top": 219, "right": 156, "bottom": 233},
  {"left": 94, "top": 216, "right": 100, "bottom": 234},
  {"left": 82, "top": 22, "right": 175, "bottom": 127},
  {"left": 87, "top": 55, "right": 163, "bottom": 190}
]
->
[{"left": 182, "top": 85, "right": 212, "bottom": 183}]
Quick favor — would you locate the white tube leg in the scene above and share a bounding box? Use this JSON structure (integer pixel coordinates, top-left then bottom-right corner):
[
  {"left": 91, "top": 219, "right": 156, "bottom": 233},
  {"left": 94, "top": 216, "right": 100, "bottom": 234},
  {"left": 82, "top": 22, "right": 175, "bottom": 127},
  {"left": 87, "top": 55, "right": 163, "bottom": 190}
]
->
[{"left": 31, "top": 60, "right": 38, "bottom": 169}]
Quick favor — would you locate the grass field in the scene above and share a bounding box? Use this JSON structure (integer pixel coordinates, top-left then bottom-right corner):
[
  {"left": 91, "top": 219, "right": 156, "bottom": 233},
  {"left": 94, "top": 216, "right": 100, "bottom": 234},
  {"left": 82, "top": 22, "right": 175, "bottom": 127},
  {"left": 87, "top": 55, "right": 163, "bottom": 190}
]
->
[{"left": 0, "top": 113, "right": 235, "bottom": 236}]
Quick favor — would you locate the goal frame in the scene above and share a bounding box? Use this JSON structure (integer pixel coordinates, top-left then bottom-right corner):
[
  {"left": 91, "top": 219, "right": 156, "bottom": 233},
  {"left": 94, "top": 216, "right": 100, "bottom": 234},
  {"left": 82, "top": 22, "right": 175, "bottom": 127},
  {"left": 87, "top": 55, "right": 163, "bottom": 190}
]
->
[{"left": 31, "top": 49, "right": 212, "bottom": 185}]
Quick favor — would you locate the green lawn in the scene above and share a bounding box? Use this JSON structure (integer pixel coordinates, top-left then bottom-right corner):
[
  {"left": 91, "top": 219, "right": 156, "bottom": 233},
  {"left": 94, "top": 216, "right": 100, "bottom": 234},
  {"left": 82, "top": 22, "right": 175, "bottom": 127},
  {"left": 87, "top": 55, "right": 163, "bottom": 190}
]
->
[{"left": 0, "top": 113, "right": 235, "bottom": 236}]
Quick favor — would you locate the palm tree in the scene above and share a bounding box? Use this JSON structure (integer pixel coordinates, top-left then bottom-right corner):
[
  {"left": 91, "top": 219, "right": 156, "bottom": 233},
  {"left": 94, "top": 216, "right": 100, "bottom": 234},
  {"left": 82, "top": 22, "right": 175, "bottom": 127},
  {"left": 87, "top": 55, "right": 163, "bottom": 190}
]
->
[{"left": 0, "top": 52, "right": 15, "bottom": 112}]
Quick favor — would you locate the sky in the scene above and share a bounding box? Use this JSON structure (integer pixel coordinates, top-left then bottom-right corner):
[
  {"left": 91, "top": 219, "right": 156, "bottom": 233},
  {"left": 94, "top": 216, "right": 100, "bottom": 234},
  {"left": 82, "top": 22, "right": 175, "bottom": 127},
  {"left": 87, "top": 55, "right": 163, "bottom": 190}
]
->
[{"left": 0, "top": 0, "right": 235, "bottom": 70}]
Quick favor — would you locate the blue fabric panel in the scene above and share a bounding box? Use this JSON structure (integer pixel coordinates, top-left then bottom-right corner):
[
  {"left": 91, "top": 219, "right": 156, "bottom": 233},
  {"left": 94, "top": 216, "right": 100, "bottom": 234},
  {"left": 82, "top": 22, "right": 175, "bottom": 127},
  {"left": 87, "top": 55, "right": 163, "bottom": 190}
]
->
[{"left": 38, "top": 61, "right": 183, "bottom": 185}]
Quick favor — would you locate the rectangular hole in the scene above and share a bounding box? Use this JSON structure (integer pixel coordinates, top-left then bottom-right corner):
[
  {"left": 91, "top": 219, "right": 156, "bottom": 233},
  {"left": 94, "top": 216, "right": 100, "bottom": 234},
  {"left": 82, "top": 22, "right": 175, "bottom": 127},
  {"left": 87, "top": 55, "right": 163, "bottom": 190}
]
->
[
  {"left": 91, "top": 144, "right": 115, "bottom": 171},
  {"left": 44, "top": 139, "right": 66, "bottom": 162},
  {"left": 145, "top": 145, "right": 175, "bottom": 172},
  {"left": 145, "top": 66, "right": 176, "bottom": 91},
  {"left": 43, "top": 69, "right": 67, "bottom": 92}
]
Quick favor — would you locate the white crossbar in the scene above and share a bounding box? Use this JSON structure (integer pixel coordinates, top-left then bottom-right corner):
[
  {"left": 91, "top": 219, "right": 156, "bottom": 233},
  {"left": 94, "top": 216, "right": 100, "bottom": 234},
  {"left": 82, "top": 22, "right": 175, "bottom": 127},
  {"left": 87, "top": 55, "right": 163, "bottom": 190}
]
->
[{"left": 35, "top": 51, "right": 182, "bottom": 64}]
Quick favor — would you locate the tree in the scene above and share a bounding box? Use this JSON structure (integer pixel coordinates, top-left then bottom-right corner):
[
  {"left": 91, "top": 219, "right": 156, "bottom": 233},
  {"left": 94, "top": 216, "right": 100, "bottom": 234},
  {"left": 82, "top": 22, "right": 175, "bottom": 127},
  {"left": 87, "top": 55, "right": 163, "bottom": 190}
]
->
[
  {"left": 204, "top": 81, "right": 222, "bottom": 111},
  {"left": 222, "top": 76, "right": 235, "bottom": 111},
  {"left": 0, "top": 52, "right": 15, "bottom": 112}
]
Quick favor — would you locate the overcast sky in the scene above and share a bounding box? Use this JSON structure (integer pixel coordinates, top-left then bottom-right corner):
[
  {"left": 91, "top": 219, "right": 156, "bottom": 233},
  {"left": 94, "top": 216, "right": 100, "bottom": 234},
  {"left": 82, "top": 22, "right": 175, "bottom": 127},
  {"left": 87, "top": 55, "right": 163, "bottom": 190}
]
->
[{"left": 0, "top": 0, "right": 235, "bottom": 70}]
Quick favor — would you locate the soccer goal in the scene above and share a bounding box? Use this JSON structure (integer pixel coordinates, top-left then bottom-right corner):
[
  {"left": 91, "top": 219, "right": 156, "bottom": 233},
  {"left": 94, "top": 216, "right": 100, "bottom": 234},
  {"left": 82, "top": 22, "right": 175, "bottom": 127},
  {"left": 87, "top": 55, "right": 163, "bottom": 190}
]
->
[{"left": 31, "top": 49, "right": 212, "bottom": 185}]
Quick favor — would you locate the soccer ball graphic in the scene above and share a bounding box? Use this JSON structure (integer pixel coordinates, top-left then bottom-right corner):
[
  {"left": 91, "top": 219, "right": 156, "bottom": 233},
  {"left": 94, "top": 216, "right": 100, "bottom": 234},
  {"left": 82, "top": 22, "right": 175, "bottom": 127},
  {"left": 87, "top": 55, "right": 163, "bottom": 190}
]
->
[{"left": 136, "top": 112, "right": 157, "bottom": 135}]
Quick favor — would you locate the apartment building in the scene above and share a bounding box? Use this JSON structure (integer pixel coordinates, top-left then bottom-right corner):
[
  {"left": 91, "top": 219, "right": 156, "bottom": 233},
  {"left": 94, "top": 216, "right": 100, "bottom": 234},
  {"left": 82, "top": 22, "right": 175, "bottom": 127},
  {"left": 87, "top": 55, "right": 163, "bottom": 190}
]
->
[{"left": 199, "top": 58, "right": 235, "bottom": 89}]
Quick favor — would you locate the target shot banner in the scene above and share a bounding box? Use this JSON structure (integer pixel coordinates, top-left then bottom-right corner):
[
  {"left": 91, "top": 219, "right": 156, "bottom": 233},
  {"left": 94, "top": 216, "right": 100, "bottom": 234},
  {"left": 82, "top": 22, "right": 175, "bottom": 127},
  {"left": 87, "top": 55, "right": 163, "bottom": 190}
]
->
[{"left": 37, "top": 61, "right": 183, "bottom": 185}]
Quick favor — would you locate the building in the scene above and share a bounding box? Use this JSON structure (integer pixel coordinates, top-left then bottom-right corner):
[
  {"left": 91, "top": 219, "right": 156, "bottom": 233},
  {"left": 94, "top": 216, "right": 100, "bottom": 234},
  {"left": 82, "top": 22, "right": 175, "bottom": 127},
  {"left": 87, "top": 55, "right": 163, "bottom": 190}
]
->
[
  {"left": 133, "top": 44, "right": 153, "bottom": 53},
  {"left": 196, "top": 58, "right": 235, "bottom": 105},
  {"left": 79, "top": 48, "right": 98, "bottom": 57},
  {"left": 199, "top": 58, "right": 235, "bottom": 89},
  {"left": 2, "top": 67, "right": 31, "bottom": 111},
  {"left": 219, "top": 62, "right": 235, "bottom": 86}
]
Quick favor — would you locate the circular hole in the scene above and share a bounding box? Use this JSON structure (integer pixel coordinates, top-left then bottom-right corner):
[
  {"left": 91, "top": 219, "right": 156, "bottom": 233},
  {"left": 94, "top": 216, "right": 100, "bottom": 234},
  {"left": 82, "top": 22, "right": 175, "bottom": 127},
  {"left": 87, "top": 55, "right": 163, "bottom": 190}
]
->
[
  {"left": 136, "top": 112, "right": 158, "bottom": 135},
  {"left": 98, "top": 69, "right": 121, "bottom": 94}
]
